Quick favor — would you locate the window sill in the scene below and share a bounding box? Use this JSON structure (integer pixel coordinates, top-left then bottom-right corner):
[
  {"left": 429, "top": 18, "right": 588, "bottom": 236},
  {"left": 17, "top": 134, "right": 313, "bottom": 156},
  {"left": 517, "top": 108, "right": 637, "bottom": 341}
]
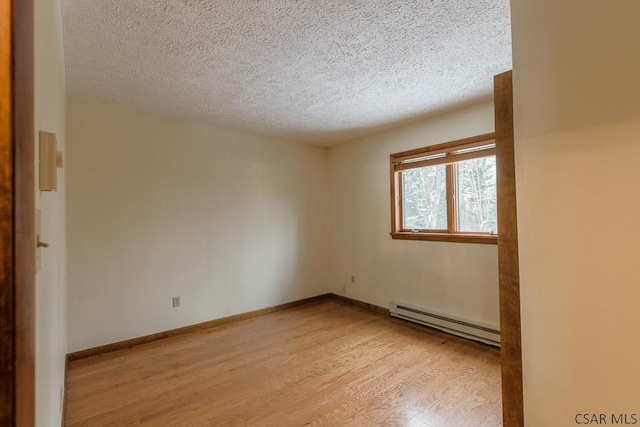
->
[{"left": 390, "top": 232, "right": 498, "bottom": 245}]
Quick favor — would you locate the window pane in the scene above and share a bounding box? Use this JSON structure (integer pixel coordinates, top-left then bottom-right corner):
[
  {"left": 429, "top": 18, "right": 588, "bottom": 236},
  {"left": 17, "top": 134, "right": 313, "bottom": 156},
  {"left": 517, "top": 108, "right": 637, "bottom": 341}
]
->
[
  {"left": 456, "top": 156, "right": 497, "bottom": 234},
  {"left": 402, "top": 165, "right": 447, "bottom": 230}
]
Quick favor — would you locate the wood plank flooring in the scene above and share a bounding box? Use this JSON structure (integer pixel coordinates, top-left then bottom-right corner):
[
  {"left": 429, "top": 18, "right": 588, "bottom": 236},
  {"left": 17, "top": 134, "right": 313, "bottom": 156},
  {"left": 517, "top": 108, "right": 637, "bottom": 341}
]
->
[{"left": 65, "top": 299, "right": 502, "bottom": 426}]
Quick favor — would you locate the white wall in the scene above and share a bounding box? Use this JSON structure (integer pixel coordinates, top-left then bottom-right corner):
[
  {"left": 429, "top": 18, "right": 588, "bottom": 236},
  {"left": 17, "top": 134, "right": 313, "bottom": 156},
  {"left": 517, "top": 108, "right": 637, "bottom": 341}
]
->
[
  {"left": 66, "top": 101, "right": 329, "bottom": 352},
  {"left": 34, "top": 0, "right": 67, "bottom": 425},
  {"left": 511, "top": 0, "right": 640, "bottom": 424},
  {"left": 328, "top": 101, "right": 499, "bottom": 328}
]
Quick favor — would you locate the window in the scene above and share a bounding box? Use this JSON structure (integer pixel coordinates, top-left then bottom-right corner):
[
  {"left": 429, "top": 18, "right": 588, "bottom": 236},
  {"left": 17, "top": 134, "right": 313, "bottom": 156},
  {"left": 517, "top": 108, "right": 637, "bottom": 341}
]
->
[{"left": 390, "top": 133, "right": 497, "bottom": 244}]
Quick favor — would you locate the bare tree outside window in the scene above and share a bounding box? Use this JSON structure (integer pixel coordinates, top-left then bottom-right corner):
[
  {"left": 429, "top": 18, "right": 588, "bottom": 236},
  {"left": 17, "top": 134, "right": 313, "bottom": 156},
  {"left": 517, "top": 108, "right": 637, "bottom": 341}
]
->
[
  {"left": 390, "top": 133, "right": 497, "bottom": 244},
  {"left": 402, "top": 165, "right": 447, "bottom": 230},
  {"left": 457, "top": 157, "right": 497, "bottom": 234}
]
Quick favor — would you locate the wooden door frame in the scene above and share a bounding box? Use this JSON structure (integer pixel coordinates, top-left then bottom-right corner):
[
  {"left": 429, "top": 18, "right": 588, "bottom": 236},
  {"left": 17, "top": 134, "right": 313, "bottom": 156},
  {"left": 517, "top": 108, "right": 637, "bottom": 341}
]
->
[
  {"left": 495, "top": 70, "right": 524, "bottom": 426},
  {"left": 1, "top": 0, "right": 35, "bottom": 425}
]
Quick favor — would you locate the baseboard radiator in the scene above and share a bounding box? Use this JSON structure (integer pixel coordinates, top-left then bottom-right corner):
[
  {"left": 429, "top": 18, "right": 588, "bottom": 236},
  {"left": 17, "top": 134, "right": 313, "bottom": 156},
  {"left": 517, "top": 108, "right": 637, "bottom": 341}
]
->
[{"left": 389, "top": 302, "right": 500, "bottom": 347}]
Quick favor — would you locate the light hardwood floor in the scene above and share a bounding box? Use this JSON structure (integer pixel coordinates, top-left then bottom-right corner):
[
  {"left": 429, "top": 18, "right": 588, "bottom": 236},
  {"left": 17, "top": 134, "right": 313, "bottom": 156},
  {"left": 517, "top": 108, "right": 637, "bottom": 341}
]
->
[{"left": 65, "top": 299, "right": 502, "bottom": 426}]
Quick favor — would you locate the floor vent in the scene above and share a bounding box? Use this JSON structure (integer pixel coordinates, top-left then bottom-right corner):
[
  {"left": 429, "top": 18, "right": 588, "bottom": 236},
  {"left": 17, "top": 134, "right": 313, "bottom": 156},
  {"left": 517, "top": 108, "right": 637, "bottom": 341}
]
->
[{"left": 390, "top": 302, "right": 500, "bottom": 347}]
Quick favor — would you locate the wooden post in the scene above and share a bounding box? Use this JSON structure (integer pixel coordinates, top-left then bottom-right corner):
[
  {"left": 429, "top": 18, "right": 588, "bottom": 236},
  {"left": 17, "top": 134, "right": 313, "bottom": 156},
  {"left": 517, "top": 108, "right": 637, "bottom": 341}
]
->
[{"left": 495, "top": 70, "right": 524, "bottom": 427}]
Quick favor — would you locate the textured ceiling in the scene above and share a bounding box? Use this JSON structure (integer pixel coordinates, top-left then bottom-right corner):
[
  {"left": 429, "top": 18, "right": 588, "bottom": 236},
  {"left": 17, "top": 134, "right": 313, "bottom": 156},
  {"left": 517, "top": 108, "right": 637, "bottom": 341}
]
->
[{"left": 62, "top": 0, "right": 512, "bottom": 146}]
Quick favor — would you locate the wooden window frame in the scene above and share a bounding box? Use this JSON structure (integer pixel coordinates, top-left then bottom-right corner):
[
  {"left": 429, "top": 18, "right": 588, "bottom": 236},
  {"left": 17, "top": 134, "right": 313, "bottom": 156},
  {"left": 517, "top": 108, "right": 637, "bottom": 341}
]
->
[{"left": 390, "top": 133, "right": 497, "bottom": 244}]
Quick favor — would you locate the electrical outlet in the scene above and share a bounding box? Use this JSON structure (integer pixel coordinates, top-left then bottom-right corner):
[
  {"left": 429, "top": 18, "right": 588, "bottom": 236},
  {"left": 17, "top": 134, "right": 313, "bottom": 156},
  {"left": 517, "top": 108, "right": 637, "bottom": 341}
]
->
[
  {"left": 341, "top": 285, "right": 346, "bottom": 294},
  {"left": 351, "top": 275, "right": 356, "bottom": 284},
  {"left": 172, "top": 296, "right": 180, "bottom": 308}
]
